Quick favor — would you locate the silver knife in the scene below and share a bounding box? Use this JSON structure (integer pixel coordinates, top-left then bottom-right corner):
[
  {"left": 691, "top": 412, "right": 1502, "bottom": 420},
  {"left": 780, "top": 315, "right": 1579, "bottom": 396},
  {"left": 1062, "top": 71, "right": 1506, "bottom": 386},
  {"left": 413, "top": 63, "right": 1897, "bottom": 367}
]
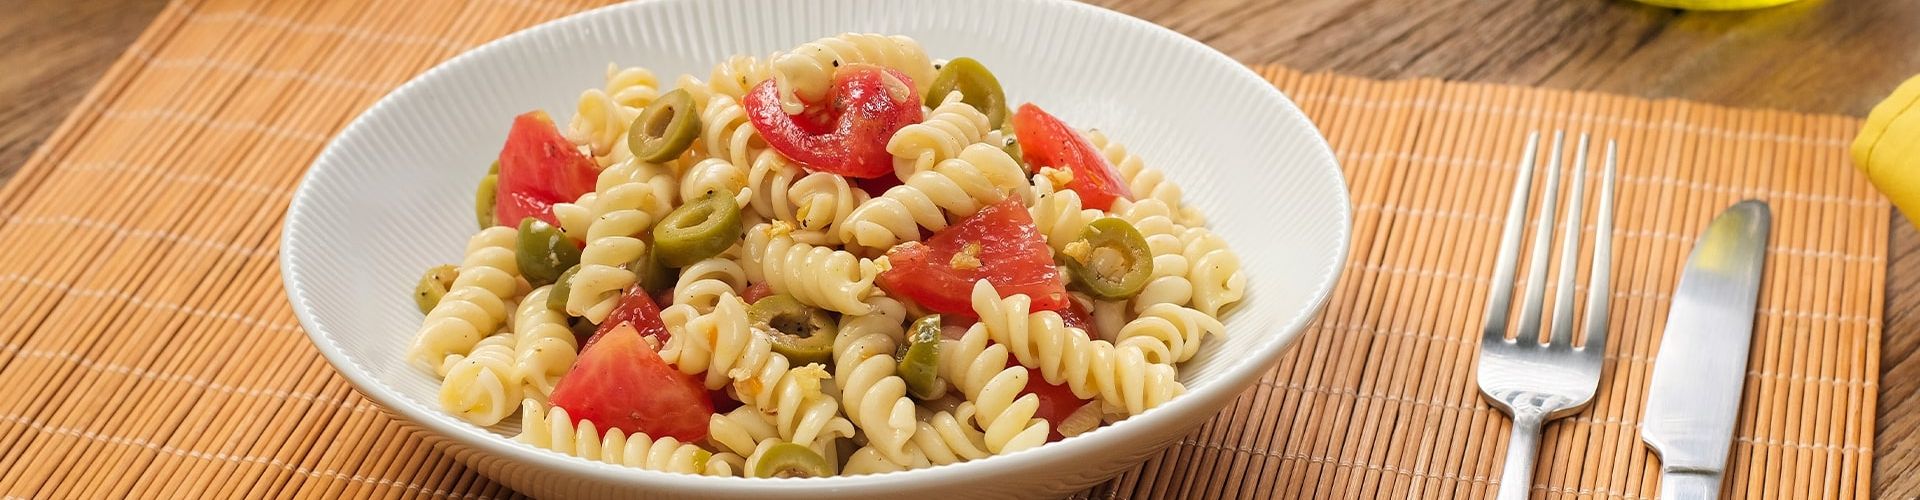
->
[{"left": 1641, "top": 200, "right": 1771, "bottom": 500}]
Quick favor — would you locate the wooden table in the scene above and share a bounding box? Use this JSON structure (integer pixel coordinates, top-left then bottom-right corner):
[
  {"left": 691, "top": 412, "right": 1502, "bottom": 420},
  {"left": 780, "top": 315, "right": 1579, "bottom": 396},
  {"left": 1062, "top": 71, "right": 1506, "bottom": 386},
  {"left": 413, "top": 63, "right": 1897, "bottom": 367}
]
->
[{"left": 6, "top": 0, "right": 1916, "bottom": 496}]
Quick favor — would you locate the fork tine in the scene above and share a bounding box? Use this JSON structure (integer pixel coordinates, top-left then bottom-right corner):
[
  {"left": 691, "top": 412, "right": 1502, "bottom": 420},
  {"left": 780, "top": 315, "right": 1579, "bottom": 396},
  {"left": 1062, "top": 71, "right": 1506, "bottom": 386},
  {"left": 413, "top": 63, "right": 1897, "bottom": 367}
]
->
[
  {"left": 1579, "top": 141, "right": 1618, "bottom": 354},
  {"left": 1548, "top": 135, "right": 1590, "bottom": 348},
  {"left": 1514, "top": 131, "right": 1565, "bottom": 345},
  {"left": 1481, "top": 132, "right": 1541, "bottom": 345}
]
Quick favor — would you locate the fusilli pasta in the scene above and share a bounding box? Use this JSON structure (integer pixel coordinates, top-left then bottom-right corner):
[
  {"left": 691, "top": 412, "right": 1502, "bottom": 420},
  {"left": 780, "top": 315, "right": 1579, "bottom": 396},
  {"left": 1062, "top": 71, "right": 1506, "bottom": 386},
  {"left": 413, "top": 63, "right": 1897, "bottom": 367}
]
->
[
  {"left": 888, "top": 91, "right": 993, "bottom": 179},
  {"left": 969, "top": 280, "right": 1184, "bottom": 416},
  {"left": 409, "top": 226, "right": 520, "bottom": 375},
  {"left": 1114, "top": 198, "right": 1194, "bottom": 313},
  {"left": 567, "top": 64, "right": 660, "bottom": 164},
  {"left": 742, "top": 222, "right": 884, "bottom": 315},
  {"left": 514, "top": 285, "right": 578, "bottom": 400},
  {"left": 517, "top": 400, "right": 739, "bottom": 476},
  {"left": 1115, "top": 303, "right": 1224, "bottom": 365},
  {"left": 831, "top": 296, "right": 924, "bottom": 467},
  {"left": 1086, "top": 129, "right": 1206, "bottom": 227},
  {"left": 660, "top": 294, "right": 855, "bottom": 448},
  {"left": 839, "top": 143, "right": 1030, "bottom": 252},
  {"left": 679, "top": 157, "right": 753, "bottom": 209},
  {"left": 439, "top": 333, "right": 522, "bottom": 426},
  {"left": 709, "top": 54, "right": 777, "bottom": 102},
  {"left": 938, "top": 319, "right": 1049, "bottom": 454},
  {"left": 671, "top": 252, "right": 747, "bottom": 313},
  {"left": 771, "top": 33, "right": 934, "bottom": 115},
  {"left": 1179, "top": 226, "right": 1246, "bottom": 317},
  {"left": 700, "top": 94, "right": 764, "bottom": 171},
  {"left": 1028, "top": 167, "right": 1102, "bottom": 253},
  {"left": 555, "top": 158, "right": 677, "bottom": 322}
]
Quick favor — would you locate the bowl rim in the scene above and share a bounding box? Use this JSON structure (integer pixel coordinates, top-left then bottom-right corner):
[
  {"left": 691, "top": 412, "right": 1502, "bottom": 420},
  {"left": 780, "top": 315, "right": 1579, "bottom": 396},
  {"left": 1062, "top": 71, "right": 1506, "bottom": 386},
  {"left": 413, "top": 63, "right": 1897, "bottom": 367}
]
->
[{"left": 281, "top": 0, "right": 1351, "bottom": 493}]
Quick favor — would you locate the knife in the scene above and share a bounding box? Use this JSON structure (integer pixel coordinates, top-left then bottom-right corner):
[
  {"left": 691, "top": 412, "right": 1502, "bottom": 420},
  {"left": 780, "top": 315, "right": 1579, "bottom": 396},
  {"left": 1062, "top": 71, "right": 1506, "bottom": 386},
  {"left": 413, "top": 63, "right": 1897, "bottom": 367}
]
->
[{"left": 1641, "top": 199, "right": 1771, "bottom": 500}]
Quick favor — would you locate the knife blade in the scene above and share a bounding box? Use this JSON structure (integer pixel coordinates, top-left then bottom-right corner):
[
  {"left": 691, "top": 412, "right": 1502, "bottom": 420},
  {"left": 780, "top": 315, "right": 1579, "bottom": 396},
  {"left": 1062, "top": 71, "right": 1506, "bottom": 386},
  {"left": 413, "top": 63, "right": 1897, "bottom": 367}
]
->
[{"left": 1641, "top": 199, "right": 1771, "bottom": 500}]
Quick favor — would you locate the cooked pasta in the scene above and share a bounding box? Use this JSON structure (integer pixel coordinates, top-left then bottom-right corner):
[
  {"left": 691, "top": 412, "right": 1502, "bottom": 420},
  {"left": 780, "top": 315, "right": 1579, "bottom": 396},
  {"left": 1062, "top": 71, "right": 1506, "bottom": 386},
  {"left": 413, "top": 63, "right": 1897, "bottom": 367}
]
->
[
  {"left": 409, "top": 226, "right": 519, "bottom": 375},
  {"left": 1180, "top": 225, "right": 1247, "bottom": 317},
  {"left": 517, "top": 400, "right": 739, "bottom": 476},
  {"left": 514, "top": 285, "right": 578, "bottom": 400},
  {"left": 969, "top": 281, "right": 1184, "bottom": 416},
  {"left": 555, "top": 158, "right": 677, "bottom": 322},
  {"left": 771, "top": 33, "right": 934, "bottom": 114},
  {"left": 839, "top": 143, "right": 1030, "bottom": 252},
  {"left": 742, "top": 222, "right": 884, "bottom": 315},
  {"left": 440, "top": 333, "right": 522, "bottom": 426},
  {"left": 888, "top": 91, "right": 993, "bottom": 179},
  {"left": 413, "top": 39, "right": 1250, "bottom": 478}
]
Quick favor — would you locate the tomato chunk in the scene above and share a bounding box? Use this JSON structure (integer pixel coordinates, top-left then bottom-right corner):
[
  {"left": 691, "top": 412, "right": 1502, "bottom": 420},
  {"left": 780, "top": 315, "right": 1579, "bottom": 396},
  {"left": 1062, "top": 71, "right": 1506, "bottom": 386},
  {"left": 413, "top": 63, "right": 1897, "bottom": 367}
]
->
[
  {"left": 740, "top": 282, "right": 775, "bottom": 305},
  {"left": 497, "top": 110, "right": 599, "bottom": 226},
  {"left": 1012, "top": 104, "right": 1132, "bottom": 211},
  {"left": 878, "top": 198, "right": 1068, "bottom": 317},
  {"left": 1010, "top": 360, "right": 1092, "bottom": 442},
  {"left": 1058, "top": 299, "right": 1098, "bottom": 338},
  {"left": 549, "top": 323, "right": 713, "bottom": 442},
  {"left": 744, "top": 65, "right": 922, "bottom": 179},
  {"left": 584, "top": 285, "right": 669, "bottom": 352}
]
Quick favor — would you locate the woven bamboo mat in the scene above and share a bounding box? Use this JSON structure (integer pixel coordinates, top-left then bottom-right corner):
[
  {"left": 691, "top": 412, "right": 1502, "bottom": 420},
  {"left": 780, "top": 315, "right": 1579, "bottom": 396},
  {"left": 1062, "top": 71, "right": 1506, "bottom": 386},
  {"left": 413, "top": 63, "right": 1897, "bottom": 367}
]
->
[{"left": 0, "top": 0, "right": 1885, "bottom": 497}]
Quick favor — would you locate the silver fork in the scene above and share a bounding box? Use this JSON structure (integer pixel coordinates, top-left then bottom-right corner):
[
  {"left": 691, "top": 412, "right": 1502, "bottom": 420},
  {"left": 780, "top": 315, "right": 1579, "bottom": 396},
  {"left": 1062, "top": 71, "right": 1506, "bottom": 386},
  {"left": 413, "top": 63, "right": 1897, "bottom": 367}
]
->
[{"left": 1476, "top": 131, "right": 1617, "bottom": 500}]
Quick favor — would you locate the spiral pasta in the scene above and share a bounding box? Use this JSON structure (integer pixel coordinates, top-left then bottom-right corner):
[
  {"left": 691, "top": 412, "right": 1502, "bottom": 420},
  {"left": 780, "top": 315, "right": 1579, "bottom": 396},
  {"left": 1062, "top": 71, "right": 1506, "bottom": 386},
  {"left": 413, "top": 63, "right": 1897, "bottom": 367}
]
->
[
  {"left": 839, "top": 143, "right": 1030, "bottom": 252},
  {"left": 679, "top": 157, "right": 753, "bottom": 209},
  {"left": 660, "top": 294, "right": 855, "bottom": 448},
  {"left": 1179, "top": 226, "right": 1246, "bottom": 317},
  {"left": 1114, "top": 198, "right": 1194, "bottom": 313},
  {"left": 514, "top": 285, "right": 578, "bottom": 400},
  {"left": 1115, "top": 303, "right": 1224, "bottom": 365},
  {"left": 1028, "top": 167, "right": 1102, "bottom": 253},
  {"left": 672, "top": 253, "right": 747, "bottom": 313},
  {"left": 842, "top": 404, "right": 995, "bottom": 475},
  {"left": 409, "top": 226, "right": 520, "bottom": 375},
  {"left": 938, "top": 319, "right": 1049, "bottom": 454},
  {"left": 516, "top": 400, "right": 738, "bottom": 476},
  {"left": 745, "top": 149, "right": 805, "bottom": 224},
  {"left": 969, "top": 281, "right": 1183, "bottom": 416},
  {"left": 439, "top": 333, "right": 522, "bottom": 426},
  {"left": 700, "top": 93, "right": 764, "bottom": 171},
  {"left": 709, "top": 53, "right": 777, "bottom": 102},
  {"left": 555, "top": 158, "right": 677, "bottom": 322},
  {"left": 788, "top": 171, "right": 867, "bottom": 244},
  {"left": 742, "top": 222, "right": 884, "bottom": 315},
  {"left": 771, "top": 33, "right": 934, "bottom": 114},
  {"left": 567, "top": 64, "right": 660, "bottom": 164},
  {"left": 830, "top": 296, "right": 923, "bottom": 466},
  {"left": 1086, "top": 129, "right": 1205, "bottom": 227},
  {"left": 888, "top": 92, "right": 993, "bottom": 179}
]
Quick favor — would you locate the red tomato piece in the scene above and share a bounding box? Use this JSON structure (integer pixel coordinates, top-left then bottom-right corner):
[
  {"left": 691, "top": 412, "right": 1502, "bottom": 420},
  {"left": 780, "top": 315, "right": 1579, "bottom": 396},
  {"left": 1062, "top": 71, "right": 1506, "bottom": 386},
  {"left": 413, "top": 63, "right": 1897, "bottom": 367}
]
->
[
  {"left": 743, "top": 65, "right": 922, "bottom": 179},
  {"left": 853, "top": 173, "right": 905, "bottom": 198},
  {"left": 877, "top": 198, "right": 1068, "bottom": 317},
  {"left": 1012, "top": 104, "right": 1132, "bottom": 211},
  {"left": 1058, "top": 299, "right": 1098, "bottom": 338},
  {"left": 497, "top": 110, "right": 599, "bottom": 226},
  {"left": 549, "top": 323, "right": 713, "bottom": 442},
  {"left": 584, "top": 286, "right": 669, "bottom": 352},
  {"left": 740, "top": 282, "right": 775, "bottom": 305},
  {"left": 1009, "top": 360, "right": 1092, "bottom": 442}
]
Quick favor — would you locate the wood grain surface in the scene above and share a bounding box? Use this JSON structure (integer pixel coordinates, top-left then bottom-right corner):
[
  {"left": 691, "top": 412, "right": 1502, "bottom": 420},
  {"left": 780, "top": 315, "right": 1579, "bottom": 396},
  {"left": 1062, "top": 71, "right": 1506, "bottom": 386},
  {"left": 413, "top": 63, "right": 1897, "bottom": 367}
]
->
[{"left": 4, "top": 0, "right": 1916, "bottom": 496}]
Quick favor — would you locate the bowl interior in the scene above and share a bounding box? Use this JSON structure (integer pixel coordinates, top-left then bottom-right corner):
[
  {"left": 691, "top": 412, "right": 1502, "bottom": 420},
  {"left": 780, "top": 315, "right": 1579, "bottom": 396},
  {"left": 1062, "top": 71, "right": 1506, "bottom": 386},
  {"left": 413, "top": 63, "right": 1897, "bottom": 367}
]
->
[{"left": 283, "top": 0, "right": 1349, "bottom": 491}]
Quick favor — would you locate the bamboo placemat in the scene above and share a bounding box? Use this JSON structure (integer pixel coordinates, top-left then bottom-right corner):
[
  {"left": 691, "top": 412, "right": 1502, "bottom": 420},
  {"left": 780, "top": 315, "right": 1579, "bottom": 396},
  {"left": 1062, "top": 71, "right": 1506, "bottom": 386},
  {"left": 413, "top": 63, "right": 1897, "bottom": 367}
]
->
[{"left": 0, "top": 0, "right": 1884, "bottom": 498}]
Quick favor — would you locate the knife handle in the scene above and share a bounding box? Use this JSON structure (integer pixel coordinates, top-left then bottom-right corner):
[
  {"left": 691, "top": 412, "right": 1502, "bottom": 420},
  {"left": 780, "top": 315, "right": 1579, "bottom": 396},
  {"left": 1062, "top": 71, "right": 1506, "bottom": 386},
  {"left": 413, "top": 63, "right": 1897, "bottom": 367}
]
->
[
  {"left": 1495, "top": 413, "right": 1543, "bottom": 500},
  {"left": 1659, "top": 469, "right": 1723, "bottom": 500}
]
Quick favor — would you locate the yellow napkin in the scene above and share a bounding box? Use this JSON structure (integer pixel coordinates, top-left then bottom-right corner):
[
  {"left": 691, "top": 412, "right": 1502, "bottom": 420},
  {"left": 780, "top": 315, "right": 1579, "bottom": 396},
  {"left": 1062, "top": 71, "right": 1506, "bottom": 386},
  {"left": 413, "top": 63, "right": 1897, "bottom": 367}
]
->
[{"left": 1854, "top": 74, "right": 1920, "bottom": 225}]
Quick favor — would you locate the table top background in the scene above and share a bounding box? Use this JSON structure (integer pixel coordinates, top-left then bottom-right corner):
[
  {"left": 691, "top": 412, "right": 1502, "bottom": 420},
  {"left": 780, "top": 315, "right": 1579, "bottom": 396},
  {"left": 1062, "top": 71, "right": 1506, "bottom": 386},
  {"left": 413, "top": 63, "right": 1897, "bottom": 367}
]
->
[{"left": 5, "top": 0, "right": 1917, "bottom": 496}]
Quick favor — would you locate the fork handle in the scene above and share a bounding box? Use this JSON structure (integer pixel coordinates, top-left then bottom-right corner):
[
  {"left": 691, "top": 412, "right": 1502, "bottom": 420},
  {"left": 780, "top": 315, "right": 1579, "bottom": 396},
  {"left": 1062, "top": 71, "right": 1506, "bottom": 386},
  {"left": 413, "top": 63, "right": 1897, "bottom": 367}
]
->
[{"left": 1496, "top": 412, "right": 1544, "bottom": 500}]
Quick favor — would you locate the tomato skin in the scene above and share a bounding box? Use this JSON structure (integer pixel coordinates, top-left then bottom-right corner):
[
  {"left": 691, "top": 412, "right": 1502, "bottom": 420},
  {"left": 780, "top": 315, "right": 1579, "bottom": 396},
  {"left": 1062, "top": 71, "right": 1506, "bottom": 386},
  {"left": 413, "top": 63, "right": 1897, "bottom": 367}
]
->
[
  {"left": 878, "top": 198, "right": 1068, "bottom": 317},
  {"left": 1012, "top": 104, "right": 1132, "bottom": 211},
  {"left": 744, "top": 65, "right": 922, "bottom": 179},
  {"left": 1009, "top": 360, "right": 1091, "bottom": 442},
  {"left": 584, "top": 286, "right": 669, "bottom": 352},
  {"left": 1058, "top": 299, "right": 1097, "bottom": 338},
  {"left": 497, "top": 111, "right": 599, "bottom": 226},
  {"left": 740, "top": 282, "right": 775, "bottom": 304},
  {"left": 549, "top": 324, "right": 713, "bottom": 442}
]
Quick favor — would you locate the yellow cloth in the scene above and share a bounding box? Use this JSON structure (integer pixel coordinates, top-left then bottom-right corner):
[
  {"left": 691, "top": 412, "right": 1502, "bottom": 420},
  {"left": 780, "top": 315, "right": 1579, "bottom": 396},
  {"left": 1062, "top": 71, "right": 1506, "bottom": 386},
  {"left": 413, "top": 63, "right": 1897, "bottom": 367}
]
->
[{"left": 1854, "top": 74, "right": 1920, "bottom": 226}]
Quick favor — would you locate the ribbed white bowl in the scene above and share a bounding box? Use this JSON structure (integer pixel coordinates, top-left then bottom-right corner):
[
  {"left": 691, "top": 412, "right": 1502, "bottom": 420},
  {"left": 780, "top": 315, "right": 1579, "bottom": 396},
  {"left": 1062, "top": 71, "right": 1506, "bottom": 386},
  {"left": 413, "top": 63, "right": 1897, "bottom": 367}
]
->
[{"left": 282, "top": 0, "right": 1350, "bottom": 498}]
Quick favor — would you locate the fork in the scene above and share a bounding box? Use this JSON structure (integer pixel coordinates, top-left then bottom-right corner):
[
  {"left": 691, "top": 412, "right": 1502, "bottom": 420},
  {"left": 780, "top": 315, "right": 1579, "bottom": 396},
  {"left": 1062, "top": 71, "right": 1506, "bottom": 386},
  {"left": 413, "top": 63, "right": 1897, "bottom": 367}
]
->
[{"left": 1476, "top": 131, "right": 1617, "bottom": 500}]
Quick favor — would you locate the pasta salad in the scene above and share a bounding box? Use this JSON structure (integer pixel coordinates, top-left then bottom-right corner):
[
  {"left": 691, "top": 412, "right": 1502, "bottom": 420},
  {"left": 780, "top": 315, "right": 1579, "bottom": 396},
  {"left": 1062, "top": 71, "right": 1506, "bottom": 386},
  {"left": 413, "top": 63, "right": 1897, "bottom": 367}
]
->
[{"left": 406, "top": 33, "right": 1246, "bottom": 478}]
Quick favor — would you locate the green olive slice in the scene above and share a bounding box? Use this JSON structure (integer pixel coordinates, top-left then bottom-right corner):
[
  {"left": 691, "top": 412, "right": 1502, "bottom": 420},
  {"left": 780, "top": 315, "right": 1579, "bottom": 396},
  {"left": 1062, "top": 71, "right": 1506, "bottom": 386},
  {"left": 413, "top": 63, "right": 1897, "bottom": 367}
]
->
[
  {"left": 1060, "top": 217, "right": 1154, "bottom": 299},
  {"left": 475, "top": 174, "right": 499, "bottom": 229},
  {"left": 749, "top": 294, "right": 837, "bottom": 365},
  {"left": 633, "top": 246, "right": 679, "bottom": 293},
  {"left": 628, "top": 89, "right": 701, "bottom": 163},
  {"left": 414, "top": 264, "right": 459, "bottom": 314},
  {"left": 516, "top": 217, "right": 582, "bottom": 287},
  {"left": 568, "top": 316, "right": 596, "bottom": 338},
  {"left": 652, "top": 193, "right": 742, "bottom": 268},
  {"left": 995, "top": 127, "right": 1024, "bottom": 172},
  {"left": 925, "top": 57, "right": 1009, "bottom": 129},
  {"left": 898, "top": 315, "right": 944, "bottom": 400},
  {"left": 750, "top": 442, "right": 832, "bottom": 478},
  {"left": 549, "top": 264, "right": 581, "bottom": 312}
]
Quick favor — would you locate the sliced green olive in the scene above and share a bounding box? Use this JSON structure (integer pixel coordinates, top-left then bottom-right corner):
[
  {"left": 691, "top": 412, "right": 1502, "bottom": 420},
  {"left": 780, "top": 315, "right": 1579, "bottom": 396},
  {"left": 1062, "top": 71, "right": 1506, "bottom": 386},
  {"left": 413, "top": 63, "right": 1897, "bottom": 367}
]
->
[
  {"left": 750, "top": 442, "right": 832, "bottom": 478},
  {"left": 1060, "top": 217, "right": 1154, "bottom": 300},
  {"left": 568, "top": 316, "right": 596, "bottom": 338},
  {"left": 413, "top": 264, "right": 459, "bottom": 314},
  {"left": 925, "top": 57, "right": 1009, "bottom": 129},
  {"left": 652, "top": 193, "right": 742, "bottom": 268},
  {"left": 628, "top": 89, "right": 701, "bottom": 163},
  {"left": 898, "top": 315, "right": 944, "bottom": 400},
  {"left": 549, "top": 264, "right": 581, "bottom": 312},
  {"left": 996, "top": 127, "right": 1024, "bottom": 172},
  {"left": 632, "top": 246, "right": 679, "bottom": 293},
  {"left": 475, "top": 174, "right": 499, "bottom": 229},
  {"left": 516, "top": 217, "right": 581, "bottom": 287},
  {"left": 749, "top": 294, "right": 837, "bottom": 365}
]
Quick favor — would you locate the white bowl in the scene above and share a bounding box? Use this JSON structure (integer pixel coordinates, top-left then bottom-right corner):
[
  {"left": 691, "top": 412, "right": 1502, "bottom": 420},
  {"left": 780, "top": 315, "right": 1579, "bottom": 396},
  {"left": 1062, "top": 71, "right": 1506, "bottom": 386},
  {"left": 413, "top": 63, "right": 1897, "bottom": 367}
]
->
[{"left": 281, "top": 0, "right": 1350, "bottom": 498}]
